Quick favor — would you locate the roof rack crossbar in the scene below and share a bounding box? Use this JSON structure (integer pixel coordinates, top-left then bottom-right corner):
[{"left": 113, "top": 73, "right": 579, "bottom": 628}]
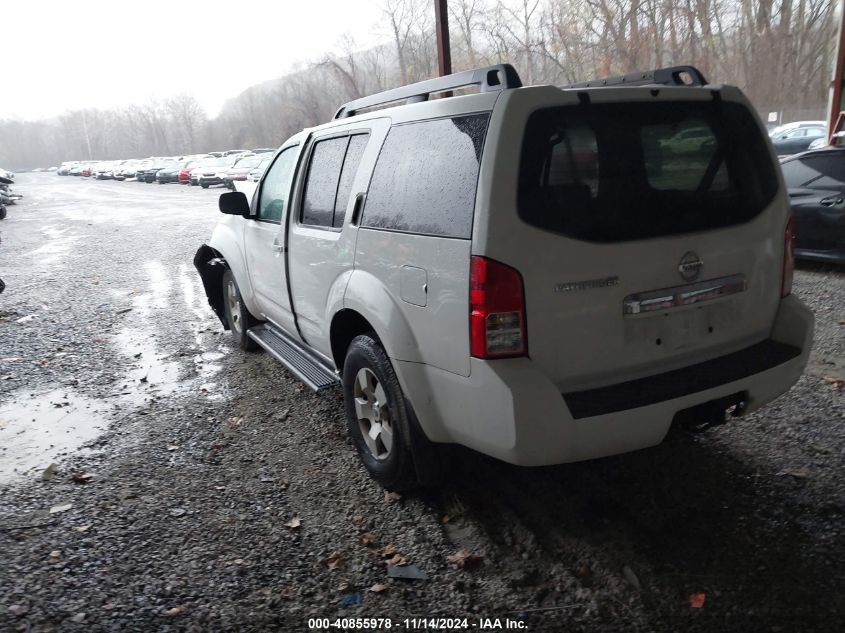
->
[
  {"left": 564, "top": 65, "right": 707, "bottom": 89},
  {"left": 333, "top": 63, "right": 522, "bottom": 119}
]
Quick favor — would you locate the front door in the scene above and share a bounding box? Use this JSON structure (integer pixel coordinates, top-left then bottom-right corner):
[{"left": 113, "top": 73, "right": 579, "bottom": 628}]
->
[{"left": 244, "top": 145, "right": 300, "bottom": 332}]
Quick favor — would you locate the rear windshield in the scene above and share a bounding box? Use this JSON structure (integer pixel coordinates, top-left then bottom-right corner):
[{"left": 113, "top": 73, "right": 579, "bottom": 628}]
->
[{"left": 518, "top": 101, "right": 778, "bottom": 242}]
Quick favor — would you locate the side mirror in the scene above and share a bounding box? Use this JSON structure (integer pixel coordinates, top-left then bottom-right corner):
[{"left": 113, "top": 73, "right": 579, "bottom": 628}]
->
[{"left": 219, "top": 191, "right": 250, "bottom": 217}]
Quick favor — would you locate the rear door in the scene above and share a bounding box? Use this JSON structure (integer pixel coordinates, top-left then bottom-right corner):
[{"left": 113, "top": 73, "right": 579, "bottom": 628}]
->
[
  {"left": 782, "top": 152, "right": 845, "bottom": 252},
  {"left": 480, "top": 87, "right": 785, "bottom": 392},
  {"left": 287, "top": 119, "right": 389, "bottom": 362}
]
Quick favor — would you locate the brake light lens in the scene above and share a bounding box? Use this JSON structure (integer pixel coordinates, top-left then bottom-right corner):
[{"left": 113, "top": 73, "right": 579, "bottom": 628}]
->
[
  {"left": 781, "top": 215, "right": 795, "bottom": 297},
  {"left": 470, "top": 256, "right": 527, "bottom": 358}
]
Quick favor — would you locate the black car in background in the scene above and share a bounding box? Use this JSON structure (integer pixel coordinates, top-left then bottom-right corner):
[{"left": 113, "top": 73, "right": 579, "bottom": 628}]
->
[
  {"left": 781, "top": 148, "right": 845, "bottom": 264},
  {"left": 771, "top": 125, "right": 827, "bottom": 157},
  {"left": 155, "top": 161, "right": 186, "bottom": 184},
  {"left": 138, "top": 162, "right": 169, "bottom": 183}
]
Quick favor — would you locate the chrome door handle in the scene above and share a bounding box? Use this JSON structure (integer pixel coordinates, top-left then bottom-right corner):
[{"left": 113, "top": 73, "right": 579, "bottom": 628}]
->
[
  {"left": 271, "top": 243, "right": 286, "bottom": 253},
  {"left": 819, "top": 197, "right": 843, "bottom": 207}
]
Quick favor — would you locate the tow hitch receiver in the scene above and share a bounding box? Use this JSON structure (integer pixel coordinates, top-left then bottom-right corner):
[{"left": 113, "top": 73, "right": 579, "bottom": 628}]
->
[{"left": 673, "top": 391, "right": 748, "bottom": 432}]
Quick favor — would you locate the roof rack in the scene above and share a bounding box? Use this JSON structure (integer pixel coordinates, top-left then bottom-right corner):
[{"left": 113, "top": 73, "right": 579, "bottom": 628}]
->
[
  {"left": 564, "top": 65, "right": 707, "bottom": 89},
  {"left": 333, "top": 63, "right": 522, "bottom": 119}
]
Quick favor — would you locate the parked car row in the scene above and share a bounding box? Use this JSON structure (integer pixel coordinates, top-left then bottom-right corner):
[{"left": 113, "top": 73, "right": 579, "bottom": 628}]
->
[{"left": 55, "top": 149, "right": 274, "bottom": 189}]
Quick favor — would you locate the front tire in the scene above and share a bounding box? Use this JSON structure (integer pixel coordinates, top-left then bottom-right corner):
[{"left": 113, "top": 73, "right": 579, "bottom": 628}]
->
[
  {"left": 342, "top": 334, "right": 421, "bottom": 491},
  {"left": 221, "top": 269, "right": 258, "bottom": 350}
]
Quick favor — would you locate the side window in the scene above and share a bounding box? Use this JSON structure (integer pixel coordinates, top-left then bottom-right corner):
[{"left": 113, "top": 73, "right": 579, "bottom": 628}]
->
[
  {"left": 333, "top": 135, "right": 369, "bottom": 227},
  {"left": 301, "top": 137, "right": 347, "bottom": 227},
  {"left": 362, "top": 114, "right": 489, "bottom": 238},
  {"left": 805, "top": 128, "right": 825, "bottom": 139},
  {"left": 301, "top": 134, "right": 370, "bottom": 228},
  {"left": 257, "top": 147, "right": 297, "bottom": 223},
  {"left": 782, "top": 155, "right": 845, "bottom": 190}
]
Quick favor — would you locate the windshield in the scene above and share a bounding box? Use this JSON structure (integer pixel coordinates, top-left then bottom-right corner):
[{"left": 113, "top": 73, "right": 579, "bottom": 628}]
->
[
  {"left": 234, "top": 157, "right": 261, "bottom": 169},
  {"left": 518, "top": 100, "right": 778, "bottom": 242}
]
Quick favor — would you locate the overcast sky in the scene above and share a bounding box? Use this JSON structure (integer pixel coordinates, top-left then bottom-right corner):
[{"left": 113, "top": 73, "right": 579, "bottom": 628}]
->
[{"left": 4, "top": 1, "right": 388, "bottom": 121}]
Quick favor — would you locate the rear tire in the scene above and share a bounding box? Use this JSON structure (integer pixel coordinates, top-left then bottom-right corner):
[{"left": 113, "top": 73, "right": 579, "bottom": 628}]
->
[
  {"left": 0, "top": 205, "right": 6, "bottom": 220},
  {"left": 342, "top": 334, "right": 428, "bottom": 491},
  {"left": 221, "top": 269, "right": 258, "bottom": 350},
  {"left": 201, "top": 183, "right": 209, "bottom": 189}
]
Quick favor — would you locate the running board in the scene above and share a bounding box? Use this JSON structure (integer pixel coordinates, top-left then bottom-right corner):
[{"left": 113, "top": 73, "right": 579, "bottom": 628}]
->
[{"left": 247, "top": 324, "right": 339, "bottom": 392}]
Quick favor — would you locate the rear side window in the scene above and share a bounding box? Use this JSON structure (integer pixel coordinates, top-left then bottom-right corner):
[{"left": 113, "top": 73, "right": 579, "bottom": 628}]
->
[
  {"left": 518, "top": 101, "right": 778, "bottom": 242},
  {"left": 362, "top": 114, "right": 490, "bottom": 239},
  {"left": 333, "top": 135, "right": 368, "bottom": 227},
  {"left": 301, "top": 134, "right": 369, "bottom": 228}
]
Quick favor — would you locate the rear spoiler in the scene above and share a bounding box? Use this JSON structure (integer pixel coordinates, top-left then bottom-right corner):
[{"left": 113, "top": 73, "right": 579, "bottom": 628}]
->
[{"left": 564, "top": 65, "right": 707, "bottom": 89}]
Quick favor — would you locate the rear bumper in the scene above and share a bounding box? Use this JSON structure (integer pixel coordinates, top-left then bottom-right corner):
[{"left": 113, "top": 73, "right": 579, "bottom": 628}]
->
[{"left": 397, "top": 295, "right": 814, "bottom": 466}]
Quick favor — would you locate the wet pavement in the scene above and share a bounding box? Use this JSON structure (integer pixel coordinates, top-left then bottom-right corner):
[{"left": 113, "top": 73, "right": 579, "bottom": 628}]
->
[{"left": 0, "top": 173, "right": 844, "bottom": 632}]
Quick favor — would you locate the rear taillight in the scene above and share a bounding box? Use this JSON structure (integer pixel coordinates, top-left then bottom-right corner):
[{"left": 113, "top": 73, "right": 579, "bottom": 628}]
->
[
  {"left": 781, "top": 215, "right": 795, "bottom": 297},
  {"left": 470, "top": 256, "right": 527, "bottom": 359}
]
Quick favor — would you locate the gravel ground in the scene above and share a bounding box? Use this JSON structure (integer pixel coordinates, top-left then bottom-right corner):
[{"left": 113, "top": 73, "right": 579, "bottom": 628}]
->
[{"left": 0, "top": 173, "right": 843, "bottom": 632}]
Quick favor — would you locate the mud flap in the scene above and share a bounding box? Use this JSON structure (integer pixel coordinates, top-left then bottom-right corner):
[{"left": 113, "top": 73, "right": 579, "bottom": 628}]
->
[{"left": 404, "top": 398, "right": 450, "bottom": 487}]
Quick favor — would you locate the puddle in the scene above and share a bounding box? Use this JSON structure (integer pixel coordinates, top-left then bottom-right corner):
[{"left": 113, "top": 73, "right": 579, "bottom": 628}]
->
[
  {"left": 0, "top": 389, "right": 108, "bottom": 484},
  {"left": 114, "top": 328, "right": 182, "bottom": 405},
  {"left": 28, "top": 225, "right": 81, "bottom": 267}
]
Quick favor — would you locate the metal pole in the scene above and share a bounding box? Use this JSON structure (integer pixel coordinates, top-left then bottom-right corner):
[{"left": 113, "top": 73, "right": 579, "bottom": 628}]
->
[
  {"left": 435, "top": 0, "right": 452, "bottom": 77},
  {"left": 828, "top": 0, "right": 845, "bottom": 138}
]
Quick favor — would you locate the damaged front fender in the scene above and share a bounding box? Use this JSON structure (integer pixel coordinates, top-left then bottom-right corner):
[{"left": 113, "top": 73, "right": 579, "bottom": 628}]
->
[{"left": 193, "top": 244, "right": 230, "bottom": 329}]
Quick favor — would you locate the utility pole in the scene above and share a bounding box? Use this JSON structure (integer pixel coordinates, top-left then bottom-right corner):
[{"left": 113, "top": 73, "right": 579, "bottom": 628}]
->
[
  {"left": 828, "top": 0, "right": 845, "bottom": 138},
  {"left": 434, "top": 0, "right": 452, "bottom": 77}
]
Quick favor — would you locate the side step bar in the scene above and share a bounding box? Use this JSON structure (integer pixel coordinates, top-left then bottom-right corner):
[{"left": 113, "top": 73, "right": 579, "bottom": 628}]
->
[{"left": 248, "top": 324, "right": 339, "bottom": 392}]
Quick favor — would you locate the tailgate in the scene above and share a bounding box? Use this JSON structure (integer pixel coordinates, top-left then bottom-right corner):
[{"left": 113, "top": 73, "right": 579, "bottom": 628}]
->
[{"left": 478, "top": 86, "right": 786, "bottom": 391}]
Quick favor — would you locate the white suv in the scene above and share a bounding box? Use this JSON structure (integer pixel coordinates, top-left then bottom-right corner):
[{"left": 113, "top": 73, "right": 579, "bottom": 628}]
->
[{"left": 195, "top": 64, "right": 814, "bottom": 490}]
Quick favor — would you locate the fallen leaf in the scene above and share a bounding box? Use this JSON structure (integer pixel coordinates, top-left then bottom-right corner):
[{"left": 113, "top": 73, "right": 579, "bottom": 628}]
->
[
  {"left": 41, "top": 464, "right": 57, "bottom": 481},
  {"left": 385, "top": 553, "right": 409, "bottom": 566},
  {"left": 162, "top": 606, "right": 187, "bottom": 617},
  {"left": 823, "top": 376, "right": 845, "bottom": 390},
  {"left": 70, "top": 613, "right": 86, "bottom": 623},
  {"left": 169, "top": 508, "right": 187, "bottom": 517},
  {"left": 622, "top": 565, "right": 641, "bottom": 591},
  {"left": 370, "top": 583, "right": 388, "bottom": 593},
  {"left": 777, "top": 467, "right": 809, "bottom": 479},
  {"left": 166, "top": 445, "right": 180, "bottom": 451},
  {"left": 74, "top": 525, "right": 91, "bottom": 533},
  {"left": 689, "top": 593, "right": 706, "bottom": 609},
  {"left": 71, "top": 472, "right": 94, "bottom": 484},
  {"left": 575, "top": 563, "right": 592, "bottom": 579},
  {"left": 48, "top": 550, "right": 61, "bottom": 563},
  {"left": 320, "top": 552, "right": 344, "bottom": 571},
  {"left": 284, "top": 516, "right": 301, "bottom": 529},
  {"left": 359, "top": 532, "right": 377, "bottom": 546},
  {"left": 384, "top": 491, "right": 402, "bottom": 503},
  {"left": 446, "top": 549, "right": 483, "bottom": 569},
  {"left": 380, "top": 544, "right": 398, "bottom": 558},
  {"left": 351, "top": 515, "right": 366, "bottom": 529},
  {"left": 49, "top": 503, "right": 72, "bottom": 514}
]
